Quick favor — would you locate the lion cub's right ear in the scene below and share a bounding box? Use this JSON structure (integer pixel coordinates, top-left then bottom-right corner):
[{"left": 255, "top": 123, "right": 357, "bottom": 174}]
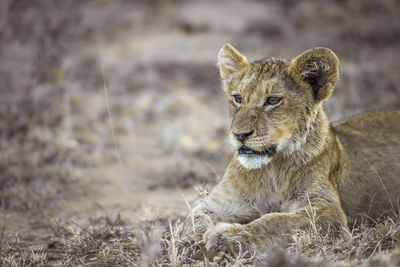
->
[
  {"left": 218, "top": 44, "right": 249, "bottom": 92},
  {"left": 289, "top": 47, "right": 340, "bottom": 103}
]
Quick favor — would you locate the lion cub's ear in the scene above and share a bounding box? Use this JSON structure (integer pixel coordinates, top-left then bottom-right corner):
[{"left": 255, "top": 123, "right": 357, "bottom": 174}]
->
[
  {"left": 218, "top": 44, "right": 249, "bottom": 92},
  {"left": 289, "top": 47, "right": 339, "bottom": 103}
]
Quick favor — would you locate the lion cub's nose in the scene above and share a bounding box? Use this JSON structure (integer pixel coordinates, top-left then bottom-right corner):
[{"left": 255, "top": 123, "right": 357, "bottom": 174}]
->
[{"left": 233, "top": 130, "right": 254, "bottom": 142}]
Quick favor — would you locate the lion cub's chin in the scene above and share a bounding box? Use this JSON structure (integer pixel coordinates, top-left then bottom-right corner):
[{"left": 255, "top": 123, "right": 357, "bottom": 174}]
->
[{"left": 237, "top": 154, "right": 271, "bottom": 170}]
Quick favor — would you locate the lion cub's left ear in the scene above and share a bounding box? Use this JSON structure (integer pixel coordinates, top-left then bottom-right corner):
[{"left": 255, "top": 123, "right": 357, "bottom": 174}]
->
[
  {"left": 218, "top": 44, "right": 250, "bottom": 92},
  {"left": 289, "top": 47, "right": 339, "bottom": 103}
]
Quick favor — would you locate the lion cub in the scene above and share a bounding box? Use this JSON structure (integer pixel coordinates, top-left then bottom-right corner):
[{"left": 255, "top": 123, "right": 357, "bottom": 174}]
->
[{"left": 187, "top": 44, "right": 400, "bottom": 253}]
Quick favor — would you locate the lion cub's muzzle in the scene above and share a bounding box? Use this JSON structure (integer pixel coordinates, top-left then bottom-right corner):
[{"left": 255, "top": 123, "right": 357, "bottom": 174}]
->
[{"left": 232, "top": 130, "right": 277, "bottom": 157}]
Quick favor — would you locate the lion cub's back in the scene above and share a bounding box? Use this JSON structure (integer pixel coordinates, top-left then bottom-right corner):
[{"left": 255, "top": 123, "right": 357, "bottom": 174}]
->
[{"left": 331, "top": 111, "right": 400, "bottom": 223}]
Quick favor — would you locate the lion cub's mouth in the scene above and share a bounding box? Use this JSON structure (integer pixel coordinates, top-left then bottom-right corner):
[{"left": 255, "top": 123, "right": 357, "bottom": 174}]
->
[{"left": 238, "top": 144, "right": 277, "bottom": 157}]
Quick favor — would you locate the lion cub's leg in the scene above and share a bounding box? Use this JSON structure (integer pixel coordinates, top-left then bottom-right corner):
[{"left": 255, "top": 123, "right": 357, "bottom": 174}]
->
[
  {"left": 185, "top": 179, "right": 261, "bottom": 240},
  {"left": 203, "top": 180, "right": 348, "bottom": 252}
]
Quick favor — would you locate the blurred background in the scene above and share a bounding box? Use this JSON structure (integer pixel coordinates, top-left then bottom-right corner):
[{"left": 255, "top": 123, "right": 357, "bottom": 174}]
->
[{"left": 1, "top": 0, "right": 400, "bottom": 262}]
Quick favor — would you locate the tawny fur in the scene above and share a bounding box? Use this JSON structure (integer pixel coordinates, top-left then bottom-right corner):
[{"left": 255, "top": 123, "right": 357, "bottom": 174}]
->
[{"left": 186, "top": 44, "right": 400, "bottom": 254}]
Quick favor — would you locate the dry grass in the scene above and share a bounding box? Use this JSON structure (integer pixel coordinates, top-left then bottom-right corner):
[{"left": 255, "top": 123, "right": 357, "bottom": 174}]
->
[{"left": 1, "top": 213, "right": 399, "bottom": 266}]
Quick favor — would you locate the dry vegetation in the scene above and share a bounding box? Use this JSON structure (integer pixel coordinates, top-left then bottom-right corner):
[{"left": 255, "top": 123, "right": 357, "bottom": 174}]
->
[{"left": 0, "top": 0, "right": 400, "bottom": 266}]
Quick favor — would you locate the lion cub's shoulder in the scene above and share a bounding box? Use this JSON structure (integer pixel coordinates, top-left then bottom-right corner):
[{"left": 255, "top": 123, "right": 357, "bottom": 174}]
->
[{"left": 331, "top": 110, "right": 400, "bottom": 222}]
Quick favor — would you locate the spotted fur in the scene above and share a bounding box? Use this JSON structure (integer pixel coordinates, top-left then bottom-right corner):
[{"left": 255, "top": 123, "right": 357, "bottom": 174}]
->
[{"left": 186, "top": 44, "right": 400, "bottom": 255}]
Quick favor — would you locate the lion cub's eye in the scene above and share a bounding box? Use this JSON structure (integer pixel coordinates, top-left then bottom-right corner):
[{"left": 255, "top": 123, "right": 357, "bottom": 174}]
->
[
  {"left": 265, "top": 96, "right": 282, "bottom": 106},
  {"left": 233, "top": 95, "right": 242, "bottom": 104}
]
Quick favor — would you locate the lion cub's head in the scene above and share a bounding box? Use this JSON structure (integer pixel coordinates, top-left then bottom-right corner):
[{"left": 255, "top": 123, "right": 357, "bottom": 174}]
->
[{"left": 218, "top": 44, "right": 339, "bottom": 169}]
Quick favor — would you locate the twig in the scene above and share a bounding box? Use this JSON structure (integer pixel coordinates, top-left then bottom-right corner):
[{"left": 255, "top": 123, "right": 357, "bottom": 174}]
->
[
  {"left": 362, "top": 157, "right": 395, "bottom": 213},
  {"left": 102, "top": 66, "right": 125, "bottom": 182},
  {"left": 177, "top": 187, "right": 195, "bottom": 234}
]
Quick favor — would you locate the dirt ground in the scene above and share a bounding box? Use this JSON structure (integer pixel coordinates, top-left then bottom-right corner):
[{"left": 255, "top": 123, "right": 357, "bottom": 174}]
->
[{"left": 1, "top": 0, "right": 400, "bottom": 266}]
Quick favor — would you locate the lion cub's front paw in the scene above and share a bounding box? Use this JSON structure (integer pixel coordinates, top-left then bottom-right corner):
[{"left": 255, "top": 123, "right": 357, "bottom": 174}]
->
[
  {"left": 203, "top": 223, "right": 252, "bottom": 256},
  {"left": 183, "top": 214, "right": 213, "bottom": 241}
]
